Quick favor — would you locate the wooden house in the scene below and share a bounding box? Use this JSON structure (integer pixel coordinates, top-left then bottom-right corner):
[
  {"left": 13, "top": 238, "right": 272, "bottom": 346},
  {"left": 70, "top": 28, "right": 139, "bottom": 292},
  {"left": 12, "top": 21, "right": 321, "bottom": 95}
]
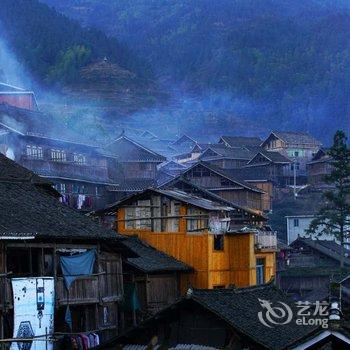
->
[
  {"left": 0, "top": 83, "right": 38, "bottom": 111},
  {"left": 0, "top": 154, "right": 126, "bottom": 346},
  {"left": 158, "top": 175, "right": 268, "bottom": 226},
  {"left": 0, "top": 102, "right": 117, "bottom": 211},
  {"left": 198, "top": 144, "right": 254, "bottom": 169},
  {"left": 104, "top": 188, "right": 277, "bottom": 290},
  {"left": 102, "top": 134, "right": 166, "bottom": 201},
  {"left": 120, "top": 236, "right": 192, "bottom": 324},
  {"left": 171, "top": 134, "right": 197, "bottom": 151},
  {"left": 307, "top": 149, "right": 333, "bottom": 186},
  {"left": 223, "top": 167, "right": 274, "bottom": 212},
  {"left": 261, "top": 131, "right": 322, "bottom": 184},
  {"left": 174, "top": 142, "right": 211, "bottom": 164},
  {"left": 97, "top": 283, "right": 322, "bottom": 350},
  {"left": 277, "top": 237, "right": 350, "bottom": 302},
  {"left": 245, "top": 149, "right": 292, "bottom": 186},
  {"left": 180, "top": 161, "right": 265, "bottom": 211},
  {"left": 218, "top": 135, "right": 262, "bottom": 148},
  {"left": 157, "top": 161, "right": 186, "bottom": 178}
]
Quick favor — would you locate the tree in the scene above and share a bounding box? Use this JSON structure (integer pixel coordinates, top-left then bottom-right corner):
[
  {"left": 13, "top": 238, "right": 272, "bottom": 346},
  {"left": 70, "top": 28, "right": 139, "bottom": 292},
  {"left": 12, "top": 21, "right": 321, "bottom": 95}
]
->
[
  {"left": 47, "top": 45, "right": 92, "bottom": 85},
  {"left": 307, "top": 130, "right": 350, "bottom": 268}
]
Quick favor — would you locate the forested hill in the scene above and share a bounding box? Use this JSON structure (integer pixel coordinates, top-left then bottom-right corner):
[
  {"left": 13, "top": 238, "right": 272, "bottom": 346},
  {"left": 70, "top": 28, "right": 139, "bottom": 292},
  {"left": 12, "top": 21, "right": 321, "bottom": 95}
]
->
[
  {"left": 40, "top": 0, "right": 350, "bottom": 140},
  {"left": 0, "top": 0, "right": 153, "bottom": 89}
]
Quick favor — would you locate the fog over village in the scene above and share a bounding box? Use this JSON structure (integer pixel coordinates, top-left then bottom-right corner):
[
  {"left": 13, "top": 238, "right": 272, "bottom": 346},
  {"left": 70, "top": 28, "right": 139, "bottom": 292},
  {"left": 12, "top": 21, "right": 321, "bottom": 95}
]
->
[{"left": 0, "top": 1, "right": 349, "bottom": 349}]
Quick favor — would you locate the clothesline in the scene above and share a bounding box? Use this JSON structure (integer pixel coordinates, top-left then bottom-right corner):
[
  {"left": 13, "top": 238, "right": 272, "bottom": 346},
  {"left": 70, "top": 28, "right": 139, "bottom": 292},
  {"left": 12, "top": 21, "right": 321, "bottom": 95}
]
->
[{"left": 0, "top": 330, "right": 102, "bottom": 342}]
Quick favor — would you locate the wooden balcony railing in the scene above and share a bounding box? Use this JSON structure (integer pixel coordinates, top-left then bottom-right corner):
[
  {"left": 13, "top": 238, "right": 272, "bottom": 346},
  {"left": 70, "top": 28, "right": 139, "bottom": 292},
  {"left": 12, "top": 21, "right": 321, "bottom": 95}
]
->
[
  {"left": 0, "top": 273, "right": 123, "bottom": 308},
  {"left": 56, "top": 276, "right": 99, "bottom": 305},
  {"left": 20, "top": 157, "right": 110, "bottom": 182},
  {"left": 254, "top": 231, "right": 277, "bottom": 251}
]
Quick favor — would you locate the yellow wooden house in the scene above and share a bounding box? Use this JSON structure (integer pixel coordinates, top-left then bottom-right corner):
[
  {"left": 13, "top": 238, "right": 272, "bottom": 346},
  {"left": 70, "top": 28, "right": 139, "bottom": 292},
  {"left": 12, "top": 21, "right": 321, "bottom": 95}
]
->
[{"left": 106, "top": 188, "right": 277, "bottom": 291}]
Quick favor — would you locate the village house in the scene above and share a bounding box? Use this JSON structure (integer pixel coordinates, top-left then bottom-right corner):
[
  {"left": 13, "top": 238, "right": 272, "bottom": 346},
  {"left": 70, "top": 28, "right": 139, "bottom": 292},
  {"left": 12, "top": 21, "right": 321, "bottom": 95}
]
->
[
  {"left": 0, "top": 154, "right": 128, "bottom": 347},
  {"left": 0, "top": 153, "right": 196, "bottom": 349},
  {"left": 180, "top": 161, "right": 265, "bottom": 212},
  {"left": 277, "top": 237, "right": 350, "bottom": 302},
  {"left": 261, "top": 131, "right": 322, "bottom": 185},
  {"left": 218, "top": 135, "right": 262, "bottom": 148},
  {"left": 158, "top": 175, "right": 267, "bottom": 226},
  {"left": 120, "top": 236, "right": 192, "bottom": 326},
  {"left": 198, "top": 143, "right": 254, "bottom": 169},
  {"left": 307, "top": 148, "right": 333, "bottom": 186},
  {"left": 102, "top": 188, "right": 277, "bottom": 291},
  {"left": 0, "top": 88, "right": 119, "bottom": 211},
  {"left": 223, "top": 167, "right": 275, "bottom": 212},
  {"left": 171, "top": 134, "right": 197, "bottom": 152},
  {"left": 102, "top": 134, "right": 166, "bottom": 201},
  {"left": 0, "top": 82, "right": 38, "bottom": 111},
  {"left": 97, "top": 282, "right": 338, "bottom": 350},
  {"left": 244, "top": 149, "right": 292, "bottom": 186}
]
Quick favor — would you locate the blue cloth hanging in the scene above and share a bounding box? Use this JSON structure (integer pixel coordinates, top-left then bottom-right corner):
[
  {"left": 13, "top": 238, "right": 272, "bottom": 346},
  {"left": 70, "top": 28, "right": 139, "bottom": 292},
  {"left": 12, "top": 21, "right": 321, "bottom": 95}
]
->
[
  {"left": 60, "top": 249, "right": 96, "bottom": 289},
  {"left": 65, "top": 305, "right": 72, "bottom": 330}
]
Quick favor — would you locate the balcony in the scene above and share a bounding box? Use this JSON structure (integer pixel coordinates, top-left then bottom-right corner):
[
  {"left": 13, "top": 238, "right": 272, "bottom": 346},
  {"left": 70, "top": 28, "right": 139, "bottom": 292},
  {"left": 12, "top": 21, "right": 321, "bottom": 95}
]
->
[
  {"left": 254, "top": 231, "right": 277, "bottom": 252},
  {"left": 20, "top": 157, "right": 110, "bottom": 183},
  {"left": 1, "top": 273, "right": 123, "bottom": 308}
]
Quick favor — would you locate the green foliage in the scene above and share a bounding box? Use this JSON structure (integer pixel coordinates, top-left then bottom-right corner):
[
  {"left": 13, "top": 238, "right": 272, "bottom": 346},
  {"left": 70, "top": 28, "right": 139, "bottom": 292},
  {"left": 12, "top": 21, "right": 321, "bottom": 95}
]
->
[
  {"left": 47, "top": 45, "right": 91, "bottom": 85},
  {"left": 0, "top": 0, "right": 152, "bottom": 87},
  {"left": 41, "top": 0, "right": 350, "bottom": 137},
  {"left": 307, "top": 130, "right": 350, "bottom": 266}
]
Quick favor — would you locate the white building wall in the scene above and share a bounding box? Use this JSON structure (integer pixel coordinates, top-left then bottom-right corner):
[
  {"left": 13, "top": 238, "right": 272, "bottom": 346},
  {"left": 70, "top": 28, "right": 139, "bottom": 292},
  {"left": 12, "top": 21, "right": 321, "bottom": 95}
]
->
[{"left": 286, "top": 216, "right": 334, "bottom": 245}]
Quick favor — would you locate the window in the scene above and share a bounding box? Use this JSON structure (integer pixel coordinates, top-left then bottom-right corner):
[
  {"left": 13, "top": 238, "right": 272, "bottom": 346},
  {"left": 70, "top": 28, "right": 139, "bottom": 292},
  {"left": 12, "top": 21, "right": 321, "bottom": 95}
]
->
[
  {"left": 293, "top": 218, "right": 299, "bottom": 227},
  {"left": 26, "top": 145, "right": 43, "bottom": 159},
  {"left": 7, "top": 248, "right": 54, "bottom": 277},
  {"left": 125, "top": 200, "right": 152, "bottom": 230},
  {"left": 51, "top": 149, "right": 66, "bottom": 162},
  {"left": 294, "top": 151, "right": 299, "bottom": 157},
  {"left": 213, "top": 234, "right": 224, "bottom": 251},
  {"left": 53, "top": 183, "right": 66, "bottom": 193},
  {"left": 161, "top": 198, "right": 180, "bottom": 232},
  {"left": 187, "top": 207, "right": 207, "bottom": 233},
  {"left": 290, "top": 163, "right": 300, "bottom": 171},
  {"left": 74, "top": 153, "right": 86, "bottom": 165},
  {"left": 256, "top": 258, "right": 265, "bottom": 285}
]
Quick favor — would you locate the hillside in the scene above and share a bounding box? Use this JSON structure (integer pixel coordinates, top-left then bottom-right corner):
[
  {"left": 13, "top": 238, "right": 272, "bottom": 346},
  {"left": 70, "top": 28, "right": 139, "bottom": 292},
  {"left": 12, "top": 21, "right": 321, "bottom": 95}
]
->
[
  {"left": 40, "top": 0, "right": 350, "bottom": 141},
  {"left": 0, "top": 0, "right": 155, "bottom": 100}
]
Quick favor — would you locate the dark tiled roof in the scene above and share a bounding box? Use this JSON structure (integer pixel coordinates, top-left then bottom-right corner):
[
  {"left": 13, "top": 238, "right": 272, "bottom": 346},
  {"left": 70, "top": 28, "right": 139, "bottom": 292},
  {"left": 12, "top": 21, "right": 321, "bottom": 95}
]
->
[
  {"left": 107, "top": 178, "right": 156, "bottom": 192},
  {"left": 0, "top": 103, "right": 96, "bottom": 146},
  {"left": 98, "top": 188, "right": 234, "bottom": 215},
  {"left": 0, "top": 155, "right": 117, "bottom": 240},
  {"left": 172, "top": 134, "right": 197, "bottom": 146},
  {"left": 104, "top": 283, "right": 319, "bottom": 350},
  {"left": 200, "top": 144, "right": 253, "bottom": 160},
  {"left": 309, "top": 148, "right": 332, "bottom": 164},
  {"left": 270, "top": 131, "right": 322, "bottom": 146},
  {"left": 219, "top": 136, "right": 262, "bottom": 147},
  {"left": 250, "top": 150, "right": 292, "bottom": 164},
  {"left": 159, "top": 176, "right": 267, "bottom": 219},
  {"left": 292, "top": 238, "right": 350, "bottom": 266},
  {"left": 122, "top": 236, "right": 192, "bottom": 273},
  {"left": 103, "top": 135, "right": 166, "bottom": 162},
  {"left": 0, "top": 153, "right": 48, "bottom": 184},
  {"left": 225, "top": 167, "right": 272, "bottom": 181},
  {"left": 189, "top": 161, "right": 264, "bottom": 193},
  {"left": 189, "top": 284, "right": 319, "bottom": 350},
  {"left": 156, "top": 189, "right": 234, "bottom": 211}
]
